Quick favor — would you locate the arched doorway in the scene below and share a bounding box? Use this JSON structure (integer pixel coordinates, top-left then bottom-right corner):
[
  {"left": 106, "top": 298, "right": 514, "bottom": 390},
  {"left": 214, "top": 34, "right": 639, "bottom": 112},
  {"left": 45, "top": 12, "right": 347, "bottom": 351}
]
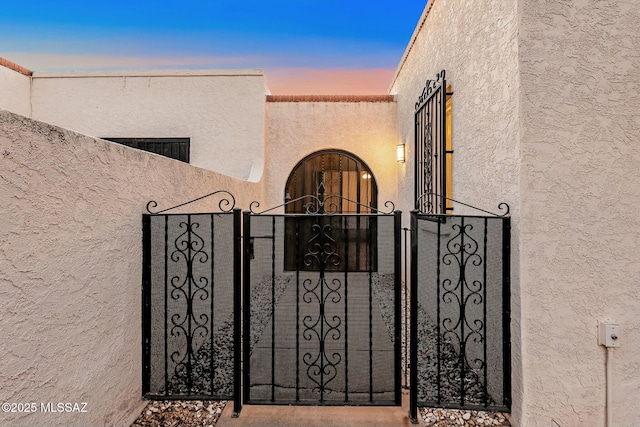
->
[
  {"left": 284, "top": 150, "right": 378, "bottom": 271},
  {"left": 284, "top": 149, "right": 378, "bottom": 214}
]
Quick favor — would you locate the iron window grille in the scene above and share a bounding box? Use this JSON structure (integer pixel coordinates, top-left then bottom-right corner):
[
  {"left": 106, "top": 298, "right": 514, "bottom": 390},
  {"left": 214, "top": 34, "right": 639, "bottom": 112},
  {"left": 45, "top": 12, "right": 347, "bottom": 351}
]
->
[
  {"left": 415, "top": 70, "right": 453, "bottom": 214},
  {"left": 104, "top": 137, "right": 190, "bottom": 163},
  {"left": 283, "top": 150, "right": 379, "bottom": 272}
]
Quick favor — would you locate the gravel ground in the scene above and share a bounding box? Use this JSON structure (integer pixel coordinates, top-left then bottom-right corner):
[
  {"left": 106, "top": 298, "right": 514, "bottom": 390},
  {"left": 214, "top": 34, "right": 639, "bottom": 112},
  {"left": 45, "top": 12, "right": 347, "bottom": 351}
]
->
[
  {"left": 248, "top": 274, "right": 292, "bottom": 353},
  {"left": 421, "top": 407, "right": 510, "bottom": 426},
  {"left": 131, "top": 400, "right": 226, "bottom": 427},
  {"left": 371, "top": 273, "right": 396, "bottom": 343},
  {"left": 130, "top": 400, "right": 510, "bottom": 426}
]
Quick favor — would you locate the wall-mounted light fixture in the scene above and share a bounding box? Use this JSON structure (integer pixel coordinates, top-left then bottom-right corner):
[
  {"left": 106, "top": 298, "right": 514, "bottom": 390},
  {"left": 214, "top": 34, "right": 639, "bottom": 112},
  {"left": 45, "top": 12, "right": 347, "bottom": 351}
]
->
[{"left": 397, "top": 142, "right": 406, "bottom": 163}]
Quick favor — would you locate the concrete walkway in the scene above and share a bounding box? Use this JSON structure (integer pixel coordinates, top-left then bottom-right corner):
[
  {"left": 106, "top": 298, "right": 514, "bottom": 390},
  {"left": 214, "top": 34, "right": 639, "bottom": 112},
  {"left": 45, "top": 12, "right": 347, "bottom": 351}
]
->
[{"left": 216, "top": 390, "right": 421, "bottom": 427}]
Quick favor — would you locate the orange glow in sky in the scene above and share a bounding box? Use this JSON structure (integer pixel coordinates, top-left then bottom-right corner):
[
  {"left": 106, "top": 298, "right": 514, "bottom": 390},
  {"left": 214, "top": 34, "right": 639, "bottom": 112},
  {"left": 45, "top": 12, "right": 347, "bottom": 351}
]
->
[
  {"left": 1, "top": 1, "right": 428, "bottom": 95},
  {"left": 266, "top": 68, "right": 396, "bottom": 95}
]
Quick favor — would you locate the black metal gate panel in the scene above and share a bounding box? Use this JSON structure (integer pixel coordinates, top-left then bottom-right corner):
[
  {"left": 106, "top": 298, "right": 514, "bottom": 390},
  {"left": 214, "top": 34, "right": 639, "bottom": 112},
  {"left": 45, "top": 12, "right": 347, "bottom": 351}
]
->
[
  {"left": 243, "top": 212, "right": 402, "bottom": 405},
  {"left": 142, "top": 209, "right": 241, "bottom": 408},
  {"left": 410, "top": 211, "right": 511, "bottom": 417}
]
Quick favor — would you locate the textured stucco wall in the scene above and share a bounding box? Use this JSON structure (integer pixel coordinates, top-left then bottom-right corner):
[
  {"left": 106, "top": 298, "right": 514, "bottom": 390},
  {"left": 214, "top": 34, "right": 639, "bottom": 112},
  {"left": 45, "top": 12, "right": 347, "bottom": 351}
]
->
[
  {"left": 0, "top": 66, "right": 31, "bottom": 117},
  {"left": 390, "top": 0, "right": 520, "bottom": 219},
  {"left": 30, "top": 70, "right": 267, "bottom": 181},
  {"left": 0, "top": 110, "right": 261, "bottom": 427},
  {"left": 390, "top": 0, "right": 522, "bottom": 422},
  {"left": 263, "top": 100, "right": 399, "bottom": 279},
  {"left": 518, "top": 1, "right": 640, "bottom": 426},
  {"left": 264, "top": 100, "right": 399, "bottom": 212}
]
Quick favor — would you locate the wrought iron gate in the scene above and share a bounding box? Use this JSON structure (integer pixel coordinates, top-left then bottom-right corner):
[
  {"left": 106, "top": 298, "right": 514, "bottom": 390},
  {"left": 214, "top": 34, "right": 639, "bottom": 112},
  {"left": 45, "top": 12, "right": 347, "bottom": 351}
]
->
[
  {"left": 142, "top": 193, "right": 241, "bottom": 413},
  {"left": 243, "top": 200, "right": 402, "bottom": 405},
  {"left": 140, "top": 190, "right": 511, "bottom": 418},
  {"left": 409, "top": 208, "right": 511, "bottom": 420}
]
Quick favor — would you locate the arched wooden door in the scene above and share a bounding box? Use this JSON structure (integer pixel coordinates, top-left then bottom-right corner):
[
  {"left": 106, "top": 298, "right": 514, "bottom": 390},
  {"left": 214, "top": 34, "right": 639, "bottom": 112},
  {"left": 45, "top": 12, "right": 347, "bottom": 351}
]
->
[{"left": 284, "top": 150, "right": 378, "bottom": 271}]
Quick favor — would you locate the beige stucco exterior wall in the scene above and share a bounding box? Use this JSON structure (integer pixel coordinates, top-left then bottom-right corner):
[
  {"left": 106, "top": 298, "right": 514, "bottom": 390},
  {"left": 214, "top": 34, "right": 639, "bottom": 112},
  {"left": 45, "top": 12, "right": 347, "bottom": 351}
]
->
[
  {"left": 389, "top": 0, "right": 523, "bottom": 422},
  {"left": 518, "top": 1, "right": 640, "bottom": 426},
  {"left": 264, "top": 100, "right": 399, "bottom": 211},
  {"left": 30, "top": 70, "right": 267, "bottom": 181},
  {"left": 390, "top": 0, "right": 520, "bottom": 219},
  {"left": 0, "top": 110, "right": 261, "bottom": 427},
  {"left": 0, "top": 66, "right": 31, "bottom": 117}
]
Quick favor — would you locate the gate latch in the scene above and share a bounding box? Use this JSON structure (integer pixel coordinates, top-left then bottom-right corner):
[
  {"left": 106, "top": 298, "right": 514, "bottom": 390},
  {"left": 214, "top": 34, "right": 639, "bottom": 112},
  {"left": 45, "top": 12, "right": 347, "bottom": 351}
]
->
[{"left": 248, "top": 237, "right": 255, "bottom": 260}]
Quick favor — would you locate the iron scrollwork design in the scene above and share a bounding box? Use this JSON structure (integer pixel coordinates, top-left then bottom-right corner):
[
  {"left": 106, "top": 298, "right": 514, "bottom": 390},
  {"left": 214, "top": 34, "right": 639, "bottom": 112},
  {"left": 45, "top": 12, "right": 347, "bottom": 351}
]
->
[
  {"left": 416, "top": 193, "right": 510, "bottom": 217},
  {"left": 422, "top": 121, "right": 434, "bottom": 213},
  {"left": 168, "top": 218, "right": 211, "bottom": 393},
  {"left": 146, "top": 190, "right": 236, "bottom": 214},
  {"left": 440, "top": 220, "right": 487, "bottom": 403},
  {"left": 249, "top": 195, "right": 395, "bottom": 215},
  {"left": 301, "top": 219, "right": 342, "bottom": 398},
  {"left": 415, "top": 70, "right": 446, "bottom": 111}
]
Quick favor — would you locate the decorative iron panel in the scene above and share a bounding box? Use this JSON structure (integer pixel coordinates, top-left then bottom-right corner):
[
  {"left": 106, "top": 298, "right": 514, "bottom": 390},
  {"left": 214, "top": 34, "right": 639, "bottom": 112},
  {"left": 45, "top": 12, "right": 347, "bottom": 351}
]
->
[
  {"left": 243, "top": 211, "right": 402, "bottom": 406},
  {"left": 409, "top": 211, "right": 511, "bottom": 418},
  {"left": 142, "top": 208, "right": 241, "bottom": 409},
  {"left": 415, "top": 70, "right": 449, "bottom": 214}
]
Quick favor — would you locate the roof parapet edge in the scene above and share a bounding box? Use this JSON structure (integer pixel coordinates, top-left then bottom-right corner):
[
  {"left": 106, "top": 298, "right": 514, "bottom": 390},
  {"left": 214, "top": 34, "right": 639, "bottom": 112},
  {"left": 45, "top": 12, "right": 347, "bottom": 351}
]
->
[
  {"left": 0, "top": 57, "right": 33, "bottom": 77},
  {"left": 31, "top": 69, "right": 265, "bottom": 78},
  {"left": 266, "top": 95, "right": 396, "bottom": 102},
  {"left": 388, "top": 0, "right": 436, "bottom": 93}
]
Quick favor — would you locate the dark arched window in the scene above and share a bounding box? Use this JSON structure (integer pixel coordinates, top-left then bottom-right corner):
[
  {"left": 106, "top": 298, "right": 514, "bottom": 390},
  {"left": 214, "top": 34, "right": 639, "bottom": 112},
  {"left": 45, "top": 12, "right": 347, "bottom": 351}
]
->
[
  {"left": 284, "top": 149, "right": 378, "bottom": 213},
  {"left": 284, "top": 150, "right": 378, "bottom": 271}
]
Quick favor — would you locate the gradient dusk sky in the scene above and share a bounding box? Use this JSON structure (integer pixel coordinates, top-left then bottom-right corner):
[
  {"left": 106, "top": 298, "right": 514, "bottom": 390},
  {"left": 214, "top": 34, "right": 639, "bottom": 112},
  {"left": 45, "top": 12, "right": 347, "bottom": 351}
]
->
[{"left": 0, "top": 0, "right": 428, "bottom": 94}]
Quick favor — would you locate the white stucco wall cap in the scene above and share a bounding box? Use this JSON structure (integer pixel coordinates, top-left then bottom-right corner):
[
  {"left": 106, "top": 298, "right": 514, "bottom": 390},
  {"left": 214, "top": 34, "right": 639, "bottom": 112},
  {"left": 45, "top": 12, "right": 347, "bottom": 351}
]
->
[
  {"left": 31, "top": 68, "right": 266, "bottom": 79},
  {"left": 388, "top": 0, "right": 437, "bottom": 93}
]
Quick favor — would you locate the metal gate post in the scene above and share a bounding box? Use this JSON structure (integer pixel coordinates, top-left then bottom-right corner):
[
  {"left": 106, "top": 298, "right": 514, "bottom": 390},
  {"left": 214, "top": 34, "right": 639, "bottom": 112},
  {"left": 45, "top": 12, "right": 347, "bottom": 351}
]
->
[
  {"left": 502, "top": 217, "right": 512, "bottom": 410},
  {"left": 409, "top": 211, "right": 419, "bottom": 424},
  {"left": 233, "top": 209, "right": 243, "bottom": 416},
  {"left": 242, "top": 211, "right": 251, "bottom": 408},
  {"left": 142, "top": 214, "right": 152, "bottom": 397},
  {"left": 394, "top": 211, "right": 403, "bottom": 405}
]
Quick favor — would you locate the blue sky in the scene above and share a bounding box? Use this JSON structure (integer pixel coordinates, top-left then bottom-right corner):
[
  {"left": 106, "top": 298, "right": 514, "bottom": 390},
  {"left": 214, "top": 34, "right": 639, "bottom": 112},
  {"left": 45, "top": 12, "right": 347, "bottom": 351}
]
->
[{"left": 0, "top": 0, "right": 427, "bottom": 94}]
